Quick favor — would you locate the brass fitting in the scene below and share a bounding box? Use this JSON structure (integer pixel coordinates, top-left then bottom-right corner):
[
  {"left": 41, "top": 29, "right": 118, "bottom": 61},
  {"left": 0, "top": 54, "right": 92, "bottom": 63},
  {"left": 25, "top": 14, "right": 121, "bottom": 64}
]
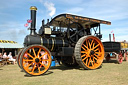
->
[{"left": 30, "top": 6, "right": 37, "bottom": 11}]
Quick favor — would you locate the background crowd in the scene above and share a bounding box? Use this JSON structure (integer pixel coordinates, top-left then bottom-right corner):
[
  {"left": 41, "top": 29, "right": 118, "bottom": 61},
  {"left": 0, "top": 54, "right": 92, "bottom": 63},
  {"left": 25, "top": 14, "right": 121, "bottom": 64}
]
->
[{"left": 0, "top": 52, "right": 16, "bottom": 65}]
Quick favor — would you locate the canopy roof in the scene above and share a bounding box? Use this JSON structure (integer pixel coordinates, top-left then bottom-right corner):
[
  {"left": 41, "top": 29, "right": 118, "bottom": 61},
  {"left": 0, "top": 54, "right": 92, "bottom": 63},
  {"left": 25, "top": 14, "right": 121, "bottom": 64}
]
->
[
  {"left": 50, "top": 14, "right": 111, "bottom": 28},
  {"left": 0, "top": 40, "right": 23, "bottom": 48},
  {"left": 0, "top": 43, "right": 23, "bottom": 48}
]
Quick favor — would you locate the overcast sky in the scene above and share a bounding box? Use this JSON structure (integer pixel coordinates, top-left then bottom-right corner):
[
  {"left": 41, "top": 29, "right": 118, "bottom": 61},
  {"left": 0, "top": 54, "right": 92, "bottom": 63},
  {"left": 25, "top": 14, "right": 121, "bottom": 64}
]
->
[{"left": 0, "top": 0, "right": 128, "bottom": 45}]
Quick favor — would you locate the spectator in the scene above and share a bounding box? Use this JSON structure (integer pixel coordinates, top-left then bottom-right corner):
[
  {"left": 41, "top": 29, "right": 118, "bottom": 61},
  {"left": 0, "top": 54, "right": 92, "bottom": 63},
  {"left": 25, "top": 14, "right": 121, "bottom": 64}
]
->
[
  {"left": 8, "top": 52, "right": 16, "bottom": 65},
  {"left": 3, "top": 52, "right": 9, "bottom": 59},
  {"left": 0, "top": 53, "right": 3, "bottom": 61}
]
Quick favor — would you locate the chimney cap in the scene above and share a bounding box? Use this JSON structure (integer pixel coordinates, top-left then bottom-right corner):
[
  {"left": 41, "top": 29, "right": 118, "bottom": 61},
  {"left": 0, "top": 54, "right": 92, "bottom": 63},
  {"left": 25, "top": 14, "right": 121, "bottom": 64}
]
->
[{"left": 30, "top": 6, "right": 37, "bottom": 11}]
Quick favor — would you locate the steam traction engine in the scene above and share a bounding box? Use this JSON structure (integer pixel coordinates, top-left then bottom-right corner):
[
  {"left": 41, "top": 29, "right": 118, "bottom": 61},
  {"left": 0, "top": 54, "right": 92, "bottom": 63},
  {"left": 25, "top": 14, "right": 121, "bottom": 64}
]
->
[
  {"left": 17, "top": 6, "right": 111, "bottom": 76},
  {"left": 103, "top": 41, "right": 128, "bottom": 64}
]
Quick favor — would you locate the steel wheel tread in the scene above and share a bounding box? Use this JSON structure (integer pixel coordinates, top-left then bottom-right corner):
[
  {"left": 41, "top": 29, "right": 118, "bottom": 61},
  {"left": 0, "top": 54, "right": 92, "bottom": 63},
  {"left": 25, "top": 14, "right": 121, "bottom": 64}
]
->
[
  {"left": 17, "top": 49, "right": 23, "bottom": 69},
  {"left": 74, "top": 35, "right": 104, "bottom": 70}
]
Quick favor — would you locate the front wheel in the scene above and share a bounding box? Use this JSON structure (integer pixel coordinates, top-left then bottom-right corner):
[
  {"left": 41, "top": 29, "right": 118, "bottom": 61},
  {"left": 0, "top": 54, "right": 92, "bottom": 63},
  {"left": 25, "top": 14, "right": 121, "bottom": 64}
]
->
[{"left": 20, "top": 45, "right": 52, "bottom": 76}]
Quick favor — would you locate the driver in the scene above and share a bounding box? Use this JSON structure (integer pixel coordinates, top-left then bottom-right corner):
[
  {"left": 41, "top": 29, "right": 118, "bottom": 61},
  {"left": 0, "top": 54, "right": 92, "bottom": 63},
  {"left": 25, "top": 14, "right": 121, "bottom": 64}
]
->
[{"left": 85, "top": 25, "right": 91, "bottom": 35}]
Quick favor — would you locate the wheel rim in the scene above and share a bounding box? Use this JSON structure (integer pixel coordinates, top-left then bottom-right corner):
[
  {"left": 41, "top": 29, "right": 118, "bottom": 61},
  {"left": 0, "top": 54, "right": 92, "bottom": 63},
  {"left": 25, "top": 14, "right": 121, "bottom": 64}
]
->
[
  {"left": 80, "top": 36, "right": 104, "bottom": 69},
  {"left": 20, "top": 45, "right": 51, "bottom": 76},
  {"left": 17, "top": 50, "right": 23, "bottom": 69}
]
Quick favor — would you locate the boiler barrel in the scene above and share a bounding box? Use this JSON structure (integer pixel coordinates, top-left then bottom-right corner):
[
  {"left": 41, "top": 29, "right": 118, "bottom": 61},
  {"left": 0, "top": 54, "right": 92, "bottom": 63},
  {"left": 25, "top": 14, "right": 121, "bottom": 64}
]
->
[{"left": 24, "top": 35, "right": 69, "bottom": 51}]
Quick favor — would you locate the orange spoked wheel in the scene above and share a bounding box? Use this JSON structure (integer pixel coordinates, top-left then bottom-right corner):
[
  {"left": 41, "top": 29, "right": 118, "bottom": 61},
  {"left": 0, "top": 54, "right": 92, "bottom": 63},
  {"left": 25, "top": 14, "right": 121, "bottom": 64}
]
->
[
  {"left": 17, "top": 49, "right": 23, "bottom": 69},
  {"left": 75, "top": 36, "right": 104, "bottom": 69},
  {"left": 20, "top": 45, "right": 52, "bottom": 76}
]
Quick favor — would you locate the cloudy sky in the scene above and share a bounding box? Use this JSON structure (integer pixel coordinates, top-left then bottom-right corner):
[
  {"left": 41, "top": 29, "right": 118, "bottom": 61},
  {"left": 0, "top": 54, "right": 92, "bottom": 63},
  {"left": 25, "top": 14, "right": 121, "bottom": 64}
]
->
[{"left": 0, "top": 0, "right": 128, "bottom": 45}]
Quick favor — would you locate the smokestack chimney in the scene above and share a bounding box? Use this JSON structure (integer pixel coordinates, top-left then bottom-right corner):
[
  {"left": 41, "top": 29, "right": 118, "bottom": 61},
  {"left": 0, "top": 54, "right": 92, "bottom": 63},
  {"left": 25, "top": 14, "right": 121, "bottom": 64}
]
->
[
  {"left": 30, "top": 6, "right": 37, "bottom": 35},
  {"left": 109, "top": 34, "right": 111, "bottom": 42},
  {"left": 42, "top": 19, "right": 44, "bottom": 27},
  {"left": 47, "top": 19, "right": 50, "bottom": 27}
]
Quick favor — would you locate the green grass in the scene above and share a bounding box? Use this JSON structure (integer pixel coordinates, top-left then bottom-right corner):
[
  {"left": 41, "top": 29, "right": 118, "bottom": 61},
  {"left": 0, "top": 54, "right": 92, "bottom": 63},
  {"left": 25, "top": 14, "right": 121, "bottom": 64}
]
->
[{"left": 0, "top": 61, "right": 128, "bottom": 85}]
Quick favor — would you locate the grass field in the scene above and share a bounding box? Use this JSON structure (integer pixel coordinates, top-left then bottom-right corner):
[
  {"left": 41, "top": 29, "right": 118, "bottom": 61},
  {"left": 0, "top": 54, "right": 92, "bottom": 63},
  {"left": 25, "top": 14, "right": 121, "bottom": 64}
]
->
[{"left": 0, "top": 60, "right": 128, "bottom": 85}]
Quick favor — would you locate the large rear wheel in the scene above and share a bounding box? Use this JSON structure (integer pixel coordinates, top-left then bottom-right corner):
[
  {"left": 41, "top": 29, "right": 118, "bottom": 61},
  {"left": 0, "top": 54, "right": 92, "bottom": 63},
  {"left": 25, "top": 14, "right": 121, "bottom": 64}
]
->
[
  {"left": 75, "top": 36, "right": 104, "bottom": 69},
  {"left": 20, "top": 45, "right": 52, "bottom": 76}
]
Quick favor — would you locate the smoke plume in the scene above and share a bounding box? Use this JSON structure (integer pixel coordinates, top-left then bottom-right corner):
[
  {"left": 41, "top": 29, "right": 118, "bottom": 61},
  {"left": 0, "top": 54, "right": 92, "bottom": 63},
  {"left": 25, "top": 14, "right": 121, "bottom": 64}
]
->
[{"left": 39, "top": 0, "right": 56, "bottom": 17}]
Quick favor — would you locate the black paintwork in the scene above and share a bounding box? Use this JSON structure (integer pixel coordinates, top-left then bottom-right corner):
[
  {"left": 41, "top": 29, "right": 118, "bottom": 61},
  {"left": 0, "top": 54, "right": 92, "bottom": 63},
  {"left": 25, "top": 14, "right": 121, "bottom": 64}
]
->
[{"left": 103, "top": 42, "right": 121, "bottom": 53}]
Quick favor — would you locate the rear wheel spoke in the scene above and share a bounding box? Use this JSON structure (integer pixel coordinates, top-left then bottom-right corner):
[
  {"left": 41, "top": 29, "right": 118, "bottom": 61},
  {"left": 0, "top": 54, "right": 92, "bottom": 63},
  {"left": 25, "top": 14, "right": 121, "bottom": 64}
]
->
[
  {"left": 81, "top": 46, "right": 87, "bottom": 51},
  {"left": 92, "top": 42, "right": 95, "bottom": 49},
  {"left": 81, "top": 51, "right": 87, "bottom": 54},
  {"left": 91, "top": 59, "right": 94, "bottom": 67},
  {"left": 85, "top": 58, "right": 88, "bottom": 65},
  {"left": 93, "top": 44, "right": 100, "bottom": 50},
  {"left": 82, "top": 44, "right": 89, "bottom": 50},
  {"left": 94, "top": 48, "right": 99, "bottom": 52},
  {"left": 82, "top": 56, "right": 87, "bottom": 61},
  {"left": 88, "top": 40, "right": 91, "bottom": 49},
  {"left": 93, "top": 56, "right": 95, "bottom": 64},
  {"left": 81, "top": 54, "right": 87, "bottom": 58},
  {"left": 95, "top": 52, "right": 102, "bottom": 56},
  {"left": 90, "top": 39, "right": 94, "bottom": 46},
  {"left": 88, "top": 57, "right": 91, "bottom": 66},
  {"left": 94, "top": 57, "right": 98, "bottom": 60},
  {"left": 94, "top": 54, "right": 100, "bottom": 58}
]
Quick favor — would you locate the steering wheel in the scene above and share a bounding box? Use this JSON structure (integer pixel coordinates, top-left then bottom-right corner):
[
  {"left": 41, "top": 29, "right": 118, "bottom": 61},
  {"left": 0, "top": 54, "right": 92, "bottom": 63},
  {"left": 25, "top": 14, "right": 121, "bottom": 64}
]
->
[{"left": 67, "top": 22, "right": 86, "bottom": 43}]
